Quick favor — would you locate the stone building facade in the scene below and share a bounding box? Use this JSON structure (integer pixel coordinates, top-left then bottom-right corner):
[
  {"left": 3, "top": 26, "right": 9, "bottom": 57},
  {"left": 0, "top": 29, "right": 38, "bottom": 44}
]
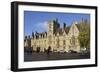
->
[{"left": 24, "top": 19, "right": 82, "bottom": 53}]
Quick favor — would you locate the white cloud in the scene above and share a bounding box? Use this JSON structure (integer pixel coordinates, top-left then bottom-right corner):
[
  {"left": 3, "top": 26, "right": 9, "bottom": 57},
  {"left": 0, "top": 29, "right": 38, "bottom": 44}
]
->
[{"left": 36, "top": 21, "right": 48, "bottom": 32}]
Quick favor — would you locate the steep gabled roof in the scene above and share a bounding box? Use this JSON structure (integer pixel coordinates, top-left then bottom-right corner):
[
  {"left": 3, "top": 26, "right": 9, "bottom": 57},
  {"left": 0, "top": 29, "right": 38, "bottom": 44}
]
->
[
  {"left": 75, "top": 24, "right": 81, "bottom": 31},
  {"left": 54, "top": 26, "right": 71, "bottom": 36},
  {"left": 64, "top": 26, "right": 70, "bottom": 34},
  {"left": 59, "top": 28, "right": 63, "bottom": 35}
]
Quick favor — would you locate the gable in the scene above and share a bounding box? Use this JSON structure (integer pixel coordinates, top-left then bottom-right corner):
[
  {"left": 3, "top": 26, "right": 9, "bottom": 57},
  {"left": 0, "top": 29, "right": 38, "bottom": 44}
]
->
[{"left": 68, "top": 23, "right": 79, "bottom": 36}]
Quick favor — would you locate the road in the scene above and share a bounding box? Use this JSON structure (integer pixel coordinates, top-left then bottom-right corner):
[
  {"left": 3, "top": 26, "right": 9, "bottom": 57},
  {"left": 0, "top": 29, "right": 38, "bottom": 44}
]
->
[{"left": 24, "top": 52, "right": 90, "bottom": 62}]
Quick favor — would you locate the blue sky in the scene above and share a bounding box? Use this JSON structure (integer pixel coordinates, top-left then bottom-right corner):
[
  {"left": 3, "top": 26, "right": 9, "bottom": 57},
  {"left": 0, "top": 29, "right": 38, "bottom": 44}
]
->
[{"left": 24, "top": 11, "right": 90, "bottom": 36}]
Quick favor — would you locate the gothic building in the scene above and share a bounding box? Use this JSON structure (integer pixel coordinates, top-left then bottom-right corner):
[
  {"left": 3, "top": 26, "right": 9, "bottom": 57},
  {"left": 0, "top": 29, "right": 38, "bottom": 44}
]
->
[{"left": 24, "top": 19, "right": 88, "bottom": 53}]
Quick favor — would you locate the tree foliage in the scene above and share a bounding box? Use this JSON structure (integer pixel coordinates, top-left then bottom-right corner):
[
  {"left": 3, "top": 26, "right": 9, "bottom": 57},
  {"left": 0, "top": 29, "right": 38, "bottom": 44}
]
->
[{"left": 78, "top": 20, "right": 90, "bottom": 49}]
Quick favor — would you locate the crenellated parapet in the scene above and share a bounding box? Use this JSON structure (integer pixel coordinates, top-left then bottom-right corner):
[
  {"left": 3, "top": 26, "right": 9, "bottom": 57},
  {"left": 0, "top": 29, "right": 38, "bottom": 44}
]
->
[
  {"left": 24, "top": 35, "right": 31, "bottom": 48},
  {"left": 32, "top": 32, "right": 47, "bottom": 39}
]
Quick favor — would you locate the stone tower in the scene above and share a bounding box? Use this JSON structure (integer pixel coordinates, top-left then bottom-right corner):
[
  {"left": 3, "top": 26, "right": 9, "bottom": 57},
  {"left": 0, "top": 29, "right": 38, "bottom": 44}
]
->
[{"left": 47, "top": 19, "right": 60, "bottom": 49}]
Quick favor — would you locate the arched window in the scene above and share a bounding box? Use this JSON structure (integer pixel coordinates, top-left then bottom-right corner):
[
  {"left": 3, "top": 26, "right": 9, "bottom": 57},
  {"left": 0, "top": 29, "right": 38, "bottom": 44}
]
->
[
  {"left": 63, "top": 40, "right": 66, "bottom": 45},
  {"left": 71, "top": 35, "right": 76, "bottom": 49},
  {"left": 63, "top": 40, "right": 66, "bottom": 49},
  {"left": 57, "top": 38, "right": 59, "bottom": 48},
  {"left": 72, "top": 35, "right": 75, "bottom": 45},
  {"left": 48, "top": 36, "right": 52, "bottom": 45}
]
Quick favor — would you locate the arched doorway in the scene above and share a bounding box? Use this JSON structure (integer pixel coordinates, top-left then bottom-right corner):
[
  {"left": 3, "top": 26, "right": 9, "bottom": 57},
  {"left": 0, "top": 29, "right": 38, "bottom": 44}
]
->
[{"left": 47, "top": 46, "right": 52, "bottom": 53}]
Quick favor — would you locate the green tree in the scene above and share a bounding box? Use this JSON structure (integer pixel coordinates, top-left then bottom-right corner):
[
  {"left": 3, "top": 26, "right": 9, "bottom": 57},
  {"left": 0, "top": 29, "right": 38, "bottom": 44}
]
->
[{"left": 78, "top": 20, "right": 90, "bottom": 49}]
